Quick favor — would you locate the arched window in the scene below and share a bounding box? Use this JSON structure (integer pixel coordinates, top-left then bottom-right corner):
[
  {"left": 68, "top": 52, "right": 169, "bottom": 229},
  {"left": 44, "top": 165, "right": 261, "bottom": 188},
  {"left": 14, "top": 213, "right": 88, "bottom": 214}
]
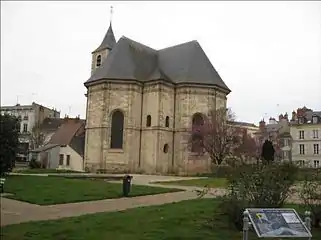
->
[
  {"left": 96, "top": 55, "right": 102, "bottom": 67},
  {"left": 146, "top": 115, "right": 151, "bottom": 127},
  {"left": 192, "top": 113, "right": 204, "bottom": 126},
  {"left": 165, "top": 116, "right": 170, "bottom": 127},
  {"left": 163, "top": 144, "right": 169, "bottom": 153},
  {"left": 191, "top": 113, "right": 204, "bottom": 153},
  {"left": 110, "top": 110, "right": 124, "bottom": 149}
]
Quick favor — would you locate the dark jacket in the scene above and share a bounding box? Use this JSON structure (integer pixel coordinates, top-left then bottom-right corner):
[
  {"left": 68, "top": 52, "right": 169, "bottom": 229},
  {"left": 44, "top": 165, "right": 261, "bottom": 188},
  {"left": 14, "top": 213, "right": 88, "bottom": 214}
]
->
[{"left": 261, "top": 140, "right": 275, "bottom": 161}]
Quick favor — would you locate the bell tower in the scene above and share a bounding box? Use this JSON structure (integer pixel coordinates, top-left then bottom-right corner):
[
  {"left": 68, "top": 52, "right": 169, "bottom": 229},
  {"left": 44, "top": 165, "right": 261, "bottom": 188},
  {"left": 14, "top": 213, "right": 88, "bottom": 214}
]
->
[{"left": 91, "top": 6, "right": 116, "bottom": 75}]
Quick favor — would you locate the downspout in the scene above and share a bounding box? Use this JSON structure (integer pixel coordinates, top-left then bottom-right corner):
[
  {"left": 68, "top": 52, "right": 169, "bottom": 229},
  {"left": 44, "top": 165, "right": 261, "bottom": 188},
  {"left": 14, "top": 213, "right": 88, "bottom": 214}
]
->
[
  {"left": 84, "top": 90, "right": 89, "bottom": 171},
  {"left": 171, "top": 86, "right": 177, "bottom": 171},
  {"left": 138, "top": 85, "right": 144, "bottom": 168}
]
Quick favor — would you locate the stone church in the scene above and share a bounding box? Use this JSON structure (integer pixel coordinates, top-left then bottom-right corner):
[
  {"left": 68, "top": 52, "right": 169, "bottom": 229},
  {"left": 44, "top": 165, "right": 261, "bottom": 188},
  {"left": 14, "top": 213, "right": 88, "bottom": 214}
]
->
[{"left": 84, "top": 22, "right": 231, "bottom": 174}]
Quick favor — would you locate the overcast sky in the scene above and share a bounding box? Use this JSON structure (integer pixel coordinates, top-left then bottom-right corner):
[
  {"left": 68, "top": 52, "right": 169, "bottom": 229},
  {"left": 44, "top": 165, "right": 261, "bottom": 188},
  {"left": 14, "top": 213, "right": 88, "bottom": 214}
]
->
[{"left": 1, "top": 1, "right": 320, "bottom": 123}]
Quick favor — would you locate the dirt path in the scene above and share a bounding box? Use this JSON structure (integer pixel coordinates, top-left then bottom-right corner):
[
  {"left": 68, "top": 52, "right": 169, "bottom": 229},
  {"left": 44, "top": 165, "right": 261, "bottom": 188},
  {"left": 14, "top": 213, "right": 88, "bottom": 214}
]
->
[{"left": 1, "top": 190, "right": 220, "bottom": 227}]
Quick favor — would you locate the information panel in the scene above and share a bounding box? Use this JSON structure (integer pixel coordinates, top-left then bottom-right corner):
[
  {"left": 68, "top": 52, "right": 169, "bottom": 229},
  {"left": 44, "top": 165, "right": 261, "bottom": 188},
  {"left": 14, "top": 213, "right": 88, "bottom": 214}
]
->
[{"left": 246, "top": 208, "right": 312, "bottom": 238}]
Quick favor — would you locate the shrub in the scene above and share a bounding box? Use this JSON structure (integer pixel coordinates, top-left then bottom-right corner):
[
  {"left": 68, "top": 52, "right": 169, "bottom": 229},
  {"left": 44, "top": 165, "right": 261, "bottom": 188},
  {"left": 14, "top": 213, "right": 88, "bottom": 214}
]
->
[
  {"left": 0, "top": 114, "right": 19, "bottom": 176},
  {"left": 297, "top": 168, "right": 321, "bottom": 181},
  {"left": 300, "top": 168, "right": 321, "bottom": 228},
  {"left": 29, "top": 158, "right": 41, "bottom": 169},
  {"left": 218, "top": 162, "right": 298, "bottom": 230}
]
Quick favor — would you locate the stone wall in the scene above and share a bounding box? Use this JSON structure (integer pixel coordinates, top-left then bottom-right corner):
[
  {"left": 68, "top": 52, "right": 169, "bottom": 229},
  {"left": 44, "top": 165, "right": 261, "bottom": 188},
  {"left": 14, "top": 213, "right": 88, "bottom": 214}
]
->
[
  {"left": 84, "top": 81, "right": 227, "bottom": 174},
  {"left": 173, "top": 86, "right": 227, "bottom": 174}
]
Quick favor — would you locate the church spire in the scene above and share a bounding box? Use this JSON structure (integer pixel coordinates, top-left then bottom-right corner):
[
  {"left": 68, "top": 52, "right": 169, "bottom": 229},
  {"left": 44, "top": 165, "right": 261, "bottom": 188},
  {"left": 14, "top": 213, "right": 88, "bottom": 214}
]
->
[{"left": 92, "top": 6, "right": 116, "bottom": 53}]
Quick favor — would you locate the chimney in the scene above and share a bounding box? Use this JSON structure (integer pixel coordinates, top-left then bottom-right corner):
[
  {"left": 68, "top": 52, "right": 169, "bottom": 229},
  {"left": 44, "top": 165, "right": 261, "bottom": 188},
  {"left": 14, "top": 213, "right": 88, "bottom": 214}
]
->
[
  {"left": 284, "top": 112, "right": 288, "bottom": 121},
  {"left": 269, "top": 117, "right": 276, "bottom": 125},
  {"left": 278, "top": 114, "right": 284, "bottom": 122},
  {"left": 259, "top": 119, "right": 266, "bottom": 132},
  {"left": 291, "top": 111, "right": 297, "bottom": 121},
  {"left": 297, "top": 108, "right": 303, "bottom": 117}
]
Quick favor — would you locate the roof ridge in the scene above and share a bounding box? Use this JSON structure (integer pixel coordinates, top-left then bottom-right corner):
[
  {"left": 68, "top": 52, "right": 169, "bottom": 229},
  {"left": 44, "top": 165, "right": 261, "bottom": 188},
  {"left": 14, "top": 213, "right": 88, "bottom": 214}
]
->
[
  {"left": 120, "top": 36, "right": 157, "bottom": 52},
  {"left": 158, "top": 40, "right": 198, "bottom": 52}
]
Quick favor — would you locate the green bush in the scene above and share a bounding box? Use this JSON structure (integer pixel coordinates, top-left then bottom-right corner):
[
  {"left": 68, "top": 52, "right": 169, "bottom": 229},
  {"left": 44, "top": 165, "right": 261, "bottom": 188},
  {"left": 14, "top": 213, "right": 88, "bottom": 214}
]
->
[
  {"left": 300, "top": 168, "right": 321, "bottom": 228},
  {"left": 29, "top": 158, "right": 41, "bottom": 169},
  {"left": 297, "top": 168, "right": 321, "bottom": 181},
  {"left": 218, "top": 162, "right": 298, "bottom": 230}
]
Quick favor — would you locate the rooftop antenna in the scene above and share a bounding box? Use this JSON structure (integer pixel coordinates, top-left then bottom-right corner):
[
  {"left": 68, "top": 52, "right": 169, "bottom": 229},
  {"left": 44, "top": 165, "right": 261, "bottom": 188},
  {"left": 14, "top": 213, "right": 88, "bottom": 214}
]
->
[
  {"left": 110, "top": 6, "right": 113, "bottom": 25},
  {"left": 31, "top": 93, "right": 36, "bottom": 103}
]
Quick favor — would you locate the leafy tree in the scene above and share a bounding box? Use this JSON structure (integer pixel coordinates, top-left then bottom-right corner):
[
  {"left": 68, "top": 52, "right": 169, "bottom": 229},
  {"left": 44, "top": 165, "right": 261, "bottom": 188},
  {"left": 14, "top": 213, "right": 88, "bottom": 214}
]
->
[{"left": 0, "top": 114, "right": 19, "bottom": 175}]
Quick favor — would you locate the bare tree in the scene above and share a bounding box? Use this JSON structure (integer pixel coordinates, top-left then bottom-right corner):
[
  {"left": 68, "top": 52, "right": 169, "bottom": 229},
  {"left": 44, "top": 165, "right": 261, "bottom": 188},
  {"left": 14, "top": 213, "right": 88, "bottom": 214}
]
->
[
  {"left": 233, "top": 129, "right": 261, "bottom": 165},
  {"left": 189, "top": 108, "right": 256, "bottom": 166},
  {"left": 29, "top": 125, "right": 44, "bottom": 150}
]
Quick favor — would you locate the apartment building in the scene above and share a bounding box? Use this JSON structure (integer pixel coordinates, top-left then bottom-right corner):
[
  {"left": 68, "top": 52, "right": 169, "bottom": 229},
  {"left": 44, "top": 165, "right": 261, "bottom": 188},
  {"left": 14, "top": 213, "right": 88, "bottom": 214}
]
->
[
  {"left": 290, "top": 107, "right": 321, "bottom": 168},
  {"left": 254, "top": 116, "right": 291, "bottom": 162},
  {"left": 0, "top": 102, "right": 60, "bottom": 161}
]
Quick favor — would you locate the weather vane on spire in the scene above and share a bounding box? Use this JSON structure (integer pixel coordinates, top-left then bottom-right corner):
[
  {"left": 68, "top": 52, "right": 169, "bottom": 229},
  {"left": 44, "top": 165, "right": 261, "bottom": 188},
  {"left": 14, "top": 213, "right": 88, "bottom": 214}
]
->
[{"left": 110, "top": 6, "right": 113, "bottom": 24}]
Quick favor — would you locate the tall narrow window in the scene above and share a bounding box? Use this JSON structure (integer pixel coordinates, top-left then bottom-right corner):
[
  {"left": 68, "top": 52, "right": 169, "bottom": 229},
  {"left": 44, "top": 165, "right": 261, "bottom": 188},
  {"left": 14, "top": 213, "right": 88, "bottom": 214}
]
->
[
  {"left": 299, "top": 144, "right": 305, "bottom": 155},
  {"left": 96, "top": 55, "right": 102, "bottom": 67},
  {"left": 146, "top": 115, "right": 151, "bottom": 127},
  {"left": 163, "top": 144, "right": 169, "bottom": 153},
  {"left": 66, "top": 155, "right": 70, "bottom": 166},
  {"left": 314, "top": 144, "right": 319, "bottom": 154},
  {"left": 299, "top": 130, "right": 304, "bottom": 140},
  {"left": 59, "top": 154, "right": 64, "bottom": 165},
  {"left": 110, "top": 110, "right": 124, "bottom": 149},
  {"left": 165, "top": 116, "right": 170, "bottom": 127},
  {"left": 191, "top": 113, "right": 204, "bottom": 153},
  {"left": 313, "top": 130, "right": 319, "bottom": 139},
  {"left": 23, "top": 123, "right": 28, "bottom": 132}
]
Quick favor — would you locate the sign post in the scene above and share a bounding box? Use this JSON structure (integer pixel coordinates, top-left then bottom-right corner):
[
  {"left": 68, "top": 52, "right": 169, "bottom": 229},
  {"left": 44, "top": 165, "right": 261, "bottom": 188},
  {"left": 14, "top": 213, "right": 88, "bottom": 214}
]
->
[
  {"left": 304, "top": 211, "right": 312, "bottom": 240},
  {"left": 243, "top": 208, "right": 312, "bottom": 239},
  {"left": 243, "top": 210, "right": 250, "bottom": 240}
]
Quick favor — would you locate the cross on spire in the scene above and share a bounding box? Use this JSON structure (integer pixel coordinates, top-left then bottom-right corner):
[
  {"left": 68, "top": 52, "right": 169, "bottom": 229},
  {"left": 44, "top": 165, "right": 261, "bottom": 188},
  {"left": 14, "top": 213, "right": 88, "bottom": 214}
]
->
[{"left": 110, "top": 6, "right": 113, "bottom": 25}]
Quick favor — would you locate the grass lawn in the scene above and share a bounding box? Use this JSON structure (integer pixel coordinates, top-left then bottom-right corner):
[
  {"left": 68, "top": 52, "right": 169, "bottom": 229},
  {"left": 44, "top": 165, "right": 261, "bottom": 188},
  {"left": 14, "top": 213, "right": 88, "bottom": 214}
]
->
[
  {"left": 160, "top": 178, "right": 308, "bottom": 189},
  {"left": 13, "top": 168, "right": 83, "bottom": 174},
  {"left": 3, "top": 176, "right": 182, "bottom": 205},
  {"left": 1, "top": 198, "right": 320, "bottom": 240},
  {"left": 159, "top": 177, "right": 228, "bottom": 188}
]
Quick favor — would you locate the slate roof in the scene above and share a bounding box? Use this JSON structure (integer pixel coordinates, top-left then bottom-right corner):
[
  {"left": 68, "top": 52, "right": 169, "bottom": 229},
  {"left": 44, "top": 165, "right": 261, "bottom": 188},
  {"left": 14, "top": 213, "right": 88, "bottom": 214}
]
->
[
  {"left": 40, "top": 118, "right": 64, "bottom": 132},
  {"left": 30, "top": 143, "right": 59, "bottom": 153},
  {"left": 92, "top": 23, "right": 116, "bottom": 53},
  {"left": 307, "top": 111, "right": 321, "bottom": 120},
  {"left": 85, "top": 35, "right": 230, "bottom": 92},
  {"left": 49, "top": 119, "right": 85, "bottom": 146},
  {"left": 229, "top": 121, "right": 258, "bottom": 128}
]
